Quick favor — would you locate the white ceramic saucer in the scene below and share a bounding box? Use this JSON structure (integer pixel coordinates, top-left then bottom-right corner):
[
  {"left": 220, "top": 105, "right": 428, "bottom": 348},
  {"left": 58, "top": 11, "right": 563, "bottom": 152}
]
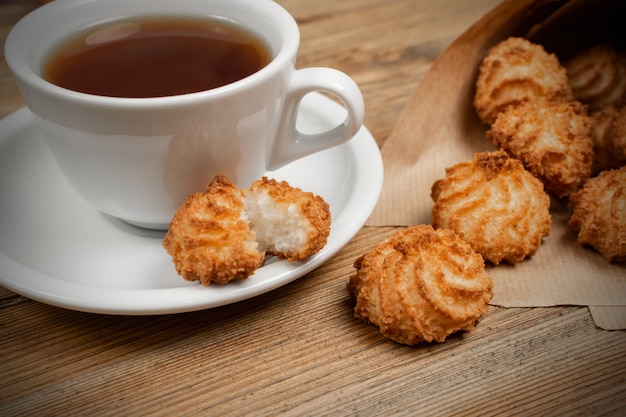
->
[{"left": 0, "top": 93, "right": 383, "bottom": 315}]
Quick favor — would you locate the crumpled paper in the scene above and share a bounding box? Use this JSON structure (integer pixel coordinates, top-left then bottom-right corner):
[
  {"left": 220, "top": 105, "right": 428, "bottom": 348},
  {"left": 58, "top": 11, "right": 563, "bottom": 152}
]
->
[{"left": 366, "top": 0, "right": 626, "bottom": 329}]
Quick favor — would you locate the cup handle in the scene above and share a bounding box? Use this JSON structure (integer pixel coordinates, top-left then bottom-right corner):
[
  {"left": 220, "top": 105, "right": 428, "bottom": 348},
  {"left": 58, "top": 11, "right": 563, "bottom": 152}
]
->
[{"left": 267, "top": 67, "right": 365, "bottom": 171}]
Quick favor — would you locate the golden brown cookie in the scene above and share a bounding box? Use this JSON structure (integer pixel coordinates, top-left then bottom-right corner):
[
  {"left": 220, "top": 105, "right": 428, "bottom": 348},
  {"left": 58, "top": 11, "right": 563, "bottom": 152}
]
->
[
  {"left": 566, "top": 45, "right": 626, "bottom": 111},
  {"left": 474, "top": 37, "right": 574, "bottom": 125},
  {"left": 568, "top": 166, "right": 626, "bottom": 263},
  {"left": 589, "top": 103, "right": 626, "bottom": 174},
  {"left": 163, "top": 174, "right": 264, "bottom": 285},
  {"left": 431, "top": 150, "right": 551, "bottom": 265},
  {"left": 348, "top": 225, "right": 493, "bottom": 345},
  {"left": 488, "top": 99, "right": 594, "bottom": 197}
]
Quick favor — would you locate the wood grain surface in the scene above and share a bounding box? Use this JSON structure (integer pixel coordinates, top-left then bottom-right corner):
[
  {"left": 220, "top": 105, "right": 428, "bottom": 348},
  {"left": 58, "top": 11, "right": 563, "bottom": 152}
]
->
[{"left": 1, "top": 1, "right": 625, "bottom": 416}]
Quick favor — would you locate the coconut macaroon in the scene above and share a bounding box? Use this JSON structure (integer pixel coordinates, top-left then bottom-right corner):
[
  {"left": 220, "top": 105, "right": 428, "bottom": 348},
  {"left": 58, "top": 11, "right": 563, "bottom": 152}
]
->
[
  {"left": 163, "top": 174, "right": 331, "bottom": 285},
  {"left": 488, "top": 99, "right": 594, "bottom": 198},
  {"left": 589, "top": 103, "right": 626, "bottom": 175},
  {"left": 473, "top": 37, "right": 574, "bottom": 125},
  {"left": 565, "top": 45, "right": 626, "bottom": 111},
  {"left": 163, "top": 174, "right": 264, "bottom": 285},
  {"left": 348, "top": 225, "right": 493, "bottom": 345},
  {"left": 431, "top": 150, "right": 551, "bottom": 265},
  {"left": 245, "top": 177, "right": 331, "bottom": 262},
  {"left": 568, "top": 166, "right": 626, "bottom": 263}
]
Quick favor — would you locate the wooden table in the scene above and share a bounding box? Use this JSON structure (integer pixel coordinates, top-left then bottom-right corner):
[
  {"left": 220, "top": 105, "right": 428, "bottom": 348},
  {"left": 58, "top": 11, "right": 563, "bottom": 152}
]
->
[{"left": 1, "top": 1, "right": 625, "bottom": 415}]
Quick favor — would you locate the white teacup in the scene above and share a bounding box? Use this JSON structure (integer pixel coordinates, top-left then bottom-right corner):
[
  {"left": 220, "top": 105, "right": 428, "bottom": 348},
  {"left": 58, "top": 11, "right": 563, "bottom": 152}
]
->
[{"left": 5, "top": 0, "right": 364, "bottom": 229}]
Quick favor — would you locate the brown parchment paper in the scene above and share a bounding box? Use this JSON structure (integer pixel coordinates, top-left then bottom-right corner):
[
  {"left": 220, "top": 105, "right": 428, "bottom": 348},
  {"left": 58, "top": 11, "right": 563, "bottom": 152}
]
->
[{"left": 366, "top": 0, "right": 626, "bottom": 329}]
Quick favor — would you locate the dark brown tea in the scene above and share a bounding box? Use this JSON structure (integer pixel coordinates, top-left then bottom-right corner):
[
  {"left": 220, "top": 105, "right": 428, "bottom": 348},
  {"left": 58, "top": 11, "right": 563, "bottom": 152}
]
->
[{"left": 43, "top": 17, "right": 271, "bottom": 98}]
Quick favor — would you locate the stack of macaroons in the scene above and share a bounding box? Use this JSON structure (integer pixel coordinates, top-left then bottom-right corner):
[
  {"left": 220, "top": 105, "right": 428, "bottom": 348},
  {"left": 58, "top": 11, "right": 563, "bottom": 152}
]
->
[
  {"left": 348, "top": 36, "right": 626, "bottom": 347},
  {"left": 472, "top": 36, "right": 626, "bottom": 263}
]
